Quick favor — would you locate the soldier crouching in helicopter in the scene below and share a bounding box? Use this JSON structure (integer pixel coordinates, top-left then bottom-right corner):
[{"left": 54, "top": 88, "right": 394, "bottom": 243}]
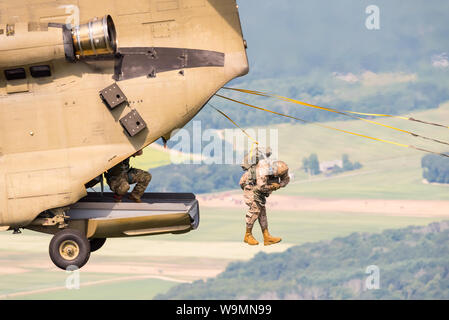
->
[
  {"left": 105, "top": 150, "right": 152, "bottom": 203},
  {"left": 239, "top": 148, "right": 290, "bottom": 246}
]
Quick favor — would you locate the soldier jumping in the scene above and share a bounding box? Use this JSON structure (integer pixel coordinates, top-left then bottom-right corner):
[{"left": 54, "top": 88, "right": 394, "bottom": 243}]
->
[{"left": 239, "top": 149, "right": 290, "bottom": 246}]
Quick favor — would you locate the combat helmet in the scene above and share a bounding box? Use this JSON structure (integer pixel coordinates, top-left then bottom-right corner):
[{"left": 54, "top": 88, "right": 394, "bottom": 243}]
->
[{"left": 274, "top": 161, "right": 289, "bottom": 177}]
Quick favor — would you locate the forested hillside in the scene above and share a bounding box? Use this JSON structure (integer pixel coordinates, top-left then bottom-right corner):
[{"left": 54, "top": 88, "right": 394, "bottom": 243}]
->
[
  {"left": 148, "top": 164, "right": 242, "bottom": 194},
  {"left": 174, "top": 0, "right": 449, "bottom": 132},
  {"left": 157, "top": 221, "right": 449, "bottom": 300},
  {"left": 422, "top": 153, "right": 449, "bottom": 184}
]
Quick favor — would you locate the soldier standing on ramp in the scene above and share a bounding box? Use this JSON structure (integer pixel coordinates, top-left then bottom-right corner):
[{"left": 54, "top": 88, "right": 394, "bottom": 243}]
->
[
  {"left": 239, "top": 148, "right": 290, "bottom": 246},
  {"left": 105, "top": 150, "right": 152, "bottom": 203}
]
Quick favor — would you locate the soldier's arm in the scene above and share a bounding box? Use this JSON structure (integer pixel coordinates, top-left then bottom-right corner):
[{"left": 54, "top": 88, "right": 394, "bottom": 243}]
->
[
  {"left": 255, "top": 174, "right": 279, "bottom": 193},
  {"left": 239, "top": 172, "right": 248, "bottom": 190},
  {"left": 279, "top": 174, "right": 290, "bottom": 188}
]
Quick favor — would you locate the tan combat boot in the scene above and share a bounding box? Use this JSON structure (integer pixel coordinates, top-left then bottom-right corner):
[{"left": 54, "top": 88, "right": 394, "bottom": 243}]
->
[
  {"left": 128, "top": 194, "right": 142, "bottom": 203},
  {"left": 263, "top": 229, "right": 282, "bottom": 246},
  {"left": 244, "top": 227, "right": 259, "bottom": 246}
]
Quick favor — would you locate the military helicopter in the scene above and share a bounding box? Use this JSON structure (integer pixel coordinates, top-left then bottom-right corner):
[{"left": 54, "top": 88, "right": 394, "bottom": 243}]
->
[{"left": 0, "top": 0, "right": 248, "bottom": 269}]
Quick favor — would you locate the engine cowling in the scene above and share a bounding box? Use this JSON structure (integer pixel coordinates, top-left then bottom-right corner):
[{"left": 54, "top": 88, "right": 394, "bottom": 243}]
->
[
  {"left": 71, "top": 15, "right": 117, "bottom": 59},
  {"left": 0, "top": 15, "right": 117, "bottom": 68}
]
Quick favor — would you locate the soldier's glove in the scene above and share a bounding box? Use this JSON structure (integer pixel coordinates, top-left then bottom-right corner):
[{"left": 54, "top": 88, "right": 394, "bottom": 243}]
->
[
  {"left": 133, "top": 150, "right": 143, "bottom": 157},
  {"left": 270, "top": 183, "right": 281, "bottom": 191}
]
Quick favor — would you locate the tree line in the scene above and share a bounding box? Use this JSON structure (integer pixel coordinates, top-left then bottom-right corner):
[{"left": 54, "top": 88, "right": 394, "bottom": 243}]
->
[
  {"left": 156, "top": 221, "right": 449, "bottom": 300},
  {"left": 421, "top": 153, "right": 449, "bottom": 184}
]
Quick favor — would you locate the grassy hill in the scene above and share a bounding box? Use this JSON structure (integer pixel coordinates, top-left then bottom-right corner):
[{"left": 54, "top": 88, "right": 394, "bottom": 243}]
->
[
  {"left": 181, "top": 0, "right": 449, "bottom": 130},
  {"left": 238, "top": 0, "right": 449, "bottom": 80},
  {"left": 156, "top": 220, "right": 449, "bottom": 300},
  {"left": 0, "top": 208, "right": 440, "bottom": 300},
  {"left": 272, "top": 100, "right": 449, "bottom": 199},
  {"left": 113, "top": 0, "right": 449, "bottom": 200},
  {"left": 149, "top": 101, "right": 449, "bottom": 199}
]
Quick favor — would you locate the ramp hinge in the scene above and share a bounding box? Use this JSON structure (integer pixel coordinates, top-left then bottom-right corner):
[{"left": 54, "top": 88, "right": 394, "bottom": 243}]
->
[
  {"left": 100, "top": 83, "right": 128, "bottom": 109},
  {"left": 120, "top": 109, "right": 147, "bottom": 137}
]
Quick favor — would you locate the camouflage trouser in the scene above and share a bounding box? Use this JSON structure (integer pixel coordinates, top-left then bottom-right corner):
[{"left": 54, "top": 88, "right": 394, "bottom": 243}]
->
[
  {"left": 108, "top": 169, "right": 152, "bottom": 200},
  {"left": 243, "top": 187, "right": 268, "bottom": 230}
]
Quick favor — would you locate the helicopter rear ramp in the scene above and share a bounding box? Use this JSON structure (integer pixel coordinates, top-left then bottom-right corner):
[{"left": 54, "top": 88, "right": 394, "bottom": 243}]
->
[{"left": 68, "top": 192, "right": 200, "bottom": 238}]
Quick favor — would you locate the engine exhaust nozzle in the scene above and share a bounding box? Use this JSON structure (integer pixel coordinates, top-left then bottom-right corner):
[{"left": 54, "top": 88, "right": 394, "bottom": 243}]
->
[{"left": 72, "top": 15, "right": 117, "bottom": 58}]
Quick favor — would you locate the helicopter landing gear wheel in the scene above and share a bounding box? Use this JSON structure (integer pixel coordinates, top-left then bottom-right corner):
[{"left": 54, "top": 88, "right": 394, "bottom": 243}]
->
[
  {"left": 89, "top": 238, "right": 106, "bottom": 252},
  {"left": 49, "top": 229, "right": 91, "bottom": 270}
]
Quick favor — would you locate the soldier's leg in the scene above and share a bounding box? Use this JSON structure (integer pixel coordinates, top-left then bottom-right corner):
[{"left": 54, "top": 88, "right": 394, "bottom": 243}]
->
[
  {"left": 244, "top": 201, "right": 262, "bottom": 245},
  {"left": 259, "top": 206, "right": 282, "bottom": 246},
  {"left": 108, "top": 175, "right": 130, "bottom": 202},
  {"left": 258, "top": 206, "right": 268, "bottom": 230},
  {"left": 129, "top": 169, "right": 152, "bottom": 202},
  {"left": 246, "top": 201, "right": 261, "bottom": 229}
]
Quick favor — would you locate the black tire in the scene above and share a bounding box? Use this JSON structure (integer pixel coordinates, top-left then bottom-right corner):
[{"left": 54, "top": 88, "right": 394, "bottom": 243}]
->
[
  {"left": 89, "top": 238, "right": 106, "bottom": 252},
  {"left": 49, "top": 229, "right": 91, "bottom": 270}
]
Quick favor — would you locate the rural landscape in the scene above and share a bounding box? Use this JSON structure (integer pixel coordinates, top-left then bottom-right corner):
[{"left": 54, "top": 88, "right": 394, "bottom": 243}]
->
[
  {"left": 2, "top": 0, "right": 449, "bottom": 300},
  {"left": 2, "top": 102, "right": 449, "bottom": 299}
]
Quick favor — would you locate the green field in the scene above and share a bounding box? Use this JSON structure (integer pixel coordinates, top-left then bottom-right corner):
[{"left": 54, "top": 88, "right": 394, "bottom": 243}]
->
[
  {"left": 151, "top": 208, "right": 441, "bottom": 244},
  {"left": 0, "top": 206, "right": 442, "bottom": 300},
  {"left": 255, "top": 101, "right": 449, "bottom": 200},
  {"left": 2, "top": 103, "right": 449, "bottom": 300},
  {"left": 282, "top": 158, "right": 449, "bottom": 199},
  {"left": 132, "top": 144, "right": 203, "bottom": 171},
  {"left": 124, "top": 100, "right": 449, "bottom": 200},
  {"left": 16, "top": 278, "right": 177, "bottom": 300},
  {"left": 130, "top": 145, "right": 172, "bottom": 170}
]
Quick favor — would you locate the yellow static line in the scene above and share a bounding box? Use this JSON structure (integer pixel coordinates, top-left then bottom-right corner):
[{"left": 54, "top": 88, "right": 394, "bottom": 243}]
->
[
  {"left": 208, "top": 103, "right": 259, "bottom": 146},
  {"left": 209, "top": 103, "right": 259, "bottom": 160},
  {"left": 215, "top": 94, "right": 449, "bottom": 159},
  {"left": 222, "top": 87, "right": 449, "bottom": 146}
]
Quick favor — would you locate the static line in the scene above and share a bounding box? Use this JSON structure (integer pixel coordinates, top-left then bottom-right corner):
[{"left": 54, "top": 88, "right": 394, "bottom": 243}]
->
[
  {"left": 222, "top": 87, "right": 449, "bottom": 147},
  {"left": 215, "top": 94, "right": 449, "bottom": 159}
]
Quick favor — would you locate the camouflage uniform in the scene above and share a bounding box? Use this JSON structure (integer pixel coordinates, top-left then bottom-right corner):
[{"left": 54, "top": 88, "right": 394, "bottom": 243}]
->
[
  {"left": 240, "top": 159, "right": 290, "bottom": 246},
  {"left": 240, "top": 160, "right": 289, "bottom": 229},
  {"left": 240, "top": 147, "right": 272, "bottom": 198},
  {"left": 106, "top": 158, "right": 152, "bottom": 201}
]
